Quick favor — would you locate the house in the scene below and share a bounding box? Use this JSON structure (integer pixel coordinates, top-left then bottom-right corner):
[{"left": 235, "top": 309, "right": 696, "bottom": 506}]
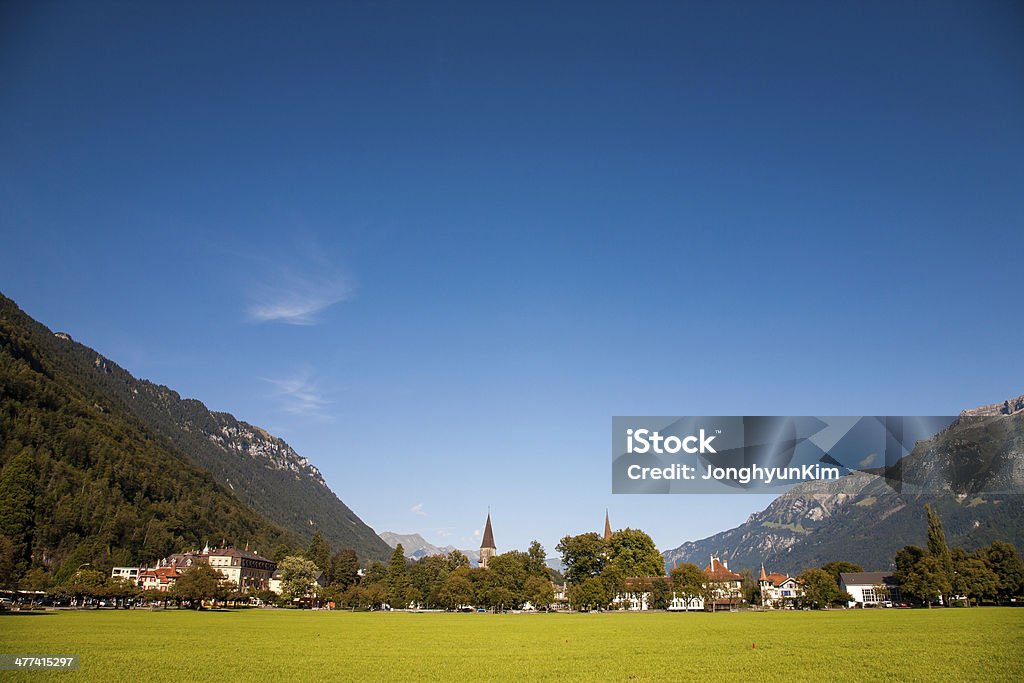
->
[
  {"left": 140, "top": 544, "right": 276, "bottom": 594},
  {"left": 758, "top": 564, "right": 803, "bottom": 608},
  {"left": 703, "top": 556, "right": 743, "bottom": 610},
  {"left": 139, "top": 565, "right": 182, "bottom": 592},
  {"left": 840, "top": 572, "right": 901, "bottom": 607},
  {"left": 610, "top": 554, "right": 744, "bottom": 612},
  {"left": 110, "top": 567, "right": 146, "bottom": 585},
  {"left": 614, "top": 576, "right": 661, "bottom": 611},
  {"left": 204, "top": 546, "right": 276, "bottom": 591}
]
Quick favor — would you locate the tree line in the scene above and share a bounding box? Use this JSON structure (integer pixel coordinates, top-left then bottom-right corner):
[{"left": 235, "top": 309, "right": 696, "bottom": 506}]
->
[{"left": 892, "top": 504, "right": 1023, "bottom": 607}]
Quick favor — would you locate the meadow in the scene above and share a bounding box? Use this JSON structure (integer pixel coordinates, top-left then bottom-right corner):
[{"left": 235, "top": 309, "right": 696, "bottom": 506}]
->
[{"left": 2, "top": 608, "right": 1022, "bottom": 682}]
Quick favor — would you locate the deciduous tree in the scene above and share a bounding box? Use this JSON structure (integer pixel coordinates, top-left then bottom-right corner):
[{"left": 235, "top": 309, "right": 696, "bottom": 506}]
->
[
  {"left": 568, "top": 576, "right": 609, "bottom": 611},
  {"left": 278, "top": 555, "right": 319, "bottom": 603},
  {"left": 670, "top": 563, "right": 708, "bottom": 610},
  {"left": 556, "top": 533, "right": 606, "bottom": 585},
  {"left": 171, "top": 563, "right": 230, "bottom": 608},
  {"left": 797, "top": 568, "right": 842, "bottom": 609},
  {"left": 606, "top": 529, "right": 663, "bottom": 579}
]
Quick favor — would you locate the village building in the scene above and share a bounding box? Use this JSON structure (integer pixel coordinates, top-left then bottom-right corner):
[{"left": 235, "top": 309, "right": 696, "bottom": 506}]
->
[
  {"left": 205, "top": 546, "right": 276, "bottom": 591},
  {"left": 130, "top": 544, "right": 276, "bottom": 593},
  {"left": 840, "top": 571, "right": 901, "bottom": 607},
  {"left": 612, "top": 553, "right": 744, "bottom": 612},
  {"left": 139, "top": 565, "right": 182, "bottom": 592},
  {"left": 479, "top": 512, "right": 497, "bottom": 569},
  {"left": 702, "top": 555, "right": 743, "bottom": 610},
  {"left": 758, "top": 564, "right": 803, "bottom": 608},
  {"left": 110, "top": 566, "right": 146, "bottom": 582}
]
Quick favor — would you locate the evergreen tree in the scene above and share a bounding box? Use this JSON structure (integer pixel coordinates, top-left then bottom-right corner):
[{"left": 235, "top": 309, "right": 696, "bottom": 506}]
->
[
  {"left": 329, "top": 548, "right": 359, "bottom": 589},
  {"left": 386, "top": 544, "right": 412, "bottom": 608},
  {"left": 307, "top": 531, "right": 332, "bottom": 573},
  {"left": 925, "top": 504, "right": 953, "bottom": 604}
]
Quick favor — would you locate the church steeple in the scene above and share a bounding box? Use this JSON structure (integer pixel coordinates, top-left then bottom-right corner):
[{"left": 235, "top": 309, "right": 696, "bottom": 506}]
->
[
  {"left": 480, "top": 511, "right": 496, "bottom": 569},
  {"left": 603, "top": 509, "right": 612, "bottom": 541},
  {"left": 760, "top": 563, "right": 768, "bottom": 581}
]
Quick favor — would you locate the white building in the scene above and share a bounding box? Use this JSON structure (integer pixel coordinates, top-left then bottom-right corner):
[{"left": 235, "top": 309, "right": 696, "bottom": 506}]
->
[
  {"left": 840, "top": 571, "right": 901, "bottom": 607},
  {"left": 758, "top": 564, "right": 803, "bottom": 608},
  {"left": 110, "top": 567, "right": 145, "bottom": 582}
]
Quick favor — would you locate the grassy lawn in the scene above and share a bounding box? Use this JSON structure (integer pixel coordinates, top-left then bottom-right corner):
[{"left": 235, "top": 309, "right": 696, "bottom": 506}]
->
[{"left": 2, "top": 608, "right": 1022, "bottom": 681}]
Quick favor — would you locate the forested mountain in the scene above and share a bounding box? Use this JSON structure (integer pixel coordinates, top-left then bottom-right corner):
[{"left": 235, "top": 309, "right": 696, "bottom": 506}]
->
[
  {"left": 63, "top": 339, "right": 391, "bottom": 563},
  {"left": 663, "top": 402, "right": 1024, "bottom": 575},
  {"left": 0, "top": 295, "right": 295, "bottom": 580},
  {"left": 0, "top": 293, "right": 389, "bottom": 584}
]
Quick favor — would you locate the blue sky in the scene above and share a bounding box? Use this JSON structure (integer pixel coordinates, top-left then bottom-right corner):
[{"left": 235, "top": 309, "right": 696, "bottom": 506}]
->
[{"left": 2, "top": 1, "right": 1022, "bottom": 560}]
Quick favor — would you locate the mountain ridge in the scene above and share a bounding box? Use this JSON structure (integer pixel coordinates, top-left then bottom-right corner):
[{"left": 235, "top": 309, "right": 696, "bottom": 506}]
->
[
  {"left": 1, "top": 294, "right": 295, "bottom": 576},
  {"left": 379, "top": 531, "right": 481, "bottom": 565},
  {"left": 662, "top": 405, "right": 1024, "bottom": 575},
  {"left": 1, "top": 293, "right": 391, "bottom": 565}
]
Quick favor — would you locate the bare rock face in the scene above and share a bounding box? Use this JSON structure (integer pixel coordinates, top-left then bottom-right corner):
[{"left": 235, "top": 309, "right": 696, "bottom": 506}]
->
[
  {"left": 961, "top": 395, "right": 1024, "bottom": 417},
  {"left": 663, "top": 397, "right": 1024, "bottom": 574}
]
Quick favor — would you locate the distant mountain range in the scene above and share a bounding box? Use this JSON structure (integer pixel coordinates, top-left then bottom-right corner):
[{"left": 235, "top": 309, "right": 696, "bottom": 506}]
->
[
  {"left": 378, "top": 531, "right": 566, "bottom": 572},
  {"left": 662, "top": 399, "right": 1024, "bottom": 575},
  {"left": 379, "top": 532, "right": 481, "bottom": 565},
  {"left": 0, "top": 293, "right": 391, "bottom": 572}
]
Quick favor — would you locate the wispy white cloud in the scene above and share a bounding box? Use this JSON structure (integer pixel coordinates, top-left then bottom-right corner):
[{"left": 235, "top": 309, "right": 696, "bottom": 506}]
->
[
  {"left": 240, "top": 239, "right": 355, "bottom": 325},
  {"left": 247, "top": 270, "right": 353, "bottom": 325},
  {"left": 411, "top": 503, "right": 427, "bottom": 517},
  {"left": 261, "top": 371, "right": 332, "bottom": 419}
]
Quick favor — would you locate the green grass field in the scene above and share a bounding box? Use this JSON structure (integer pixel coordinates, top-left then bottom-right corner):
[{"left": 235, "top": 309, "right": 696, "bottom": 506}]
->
[{"left": 2, "top": 608, "right": 1022, "bottom": 681}]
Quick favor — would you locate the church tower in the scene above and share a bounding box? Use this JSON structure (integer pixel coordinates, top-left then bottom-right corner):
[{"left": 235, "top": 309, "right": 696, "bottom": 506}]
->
[
  {"left": 604, "top": 509, "right": 612, "bottom": 541},
  {"left": 479, "top": 511, "right": 496, "bottom": 569}
]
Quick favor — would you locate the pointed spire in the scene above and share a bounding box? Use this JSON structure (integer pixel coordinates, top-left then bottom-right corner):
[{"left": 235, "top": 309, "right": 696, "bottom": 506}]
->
[
  {"left": 480, "top": 511, "right": 495, "bottom": 550},
  {"left": 760, "top": 563, "right": 767, "bottom": 581},
  {"left": 604, "top": 509, "right": 612, "bottom": 541}
]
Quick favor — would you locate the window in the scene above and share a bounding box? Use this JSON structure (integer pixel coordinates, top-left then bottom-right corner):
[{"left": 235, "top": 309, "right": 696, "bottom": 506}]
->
[{"left": 862, "top": 588, "right": 876, "bottom": 603}]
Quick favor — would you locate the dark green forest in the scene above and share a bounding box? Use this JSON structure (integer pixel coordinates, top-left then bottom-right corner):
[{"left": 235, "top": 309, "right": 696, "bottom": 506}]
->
[
  {"left": 0, "top": 294, "right": 390, "bottom": 564},
  {"left": 0, "top": 294, "right": 301, "bottom": 585}
]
